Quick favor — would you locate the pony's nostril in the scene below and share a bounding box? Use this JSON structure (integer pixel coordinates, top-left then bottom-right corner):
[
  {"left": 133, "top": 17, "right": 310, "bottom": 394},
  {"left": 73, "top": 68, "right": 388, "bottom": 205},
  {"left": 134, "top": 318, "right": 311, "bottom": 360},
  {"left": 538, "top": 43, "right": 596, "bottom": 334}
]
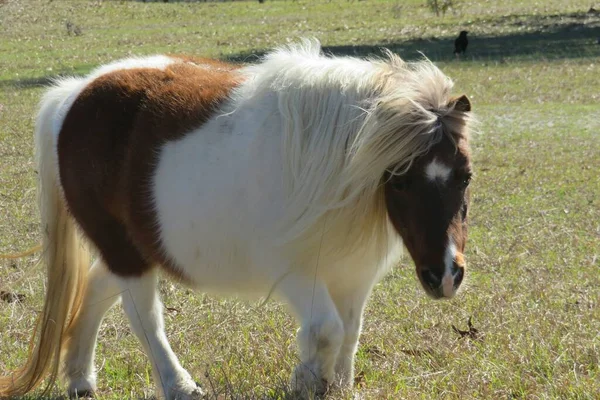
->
[
  {"left": 450, "top": 261, "right": 457, "bottom": 275},
  {"left": 423, "top": 269, "right": 441, "bottom": 289},
  {"left": 452, "top": 261, "right": 464, "bottom": 287}
]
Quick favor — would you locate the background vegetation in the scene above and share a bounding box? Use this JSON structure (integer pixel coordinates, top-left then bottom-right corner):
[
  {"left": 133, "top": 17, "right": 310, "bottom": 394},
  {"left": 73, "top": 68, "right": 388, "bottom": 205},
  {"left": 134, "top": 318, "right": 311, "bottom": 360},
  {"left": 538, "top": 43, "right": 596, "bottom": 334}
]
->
[{"left": 1, "top": 0, "right": 599, "bottom": 398}]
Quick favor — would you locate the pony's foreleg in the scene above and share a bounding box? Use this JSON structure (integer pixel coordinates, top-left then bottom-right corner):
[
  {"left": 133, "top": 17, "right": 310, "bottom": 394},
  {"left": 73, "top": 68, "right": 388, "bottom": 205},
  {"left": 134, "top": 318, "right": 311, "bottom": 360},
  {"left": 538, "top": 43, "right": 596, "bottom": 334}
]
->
[
  {"left": 63, "top": 258, "right": 122, "bottom": 398},
  {"left": 119, "top": 270, "right": 202, "bottom": 400},
  {"left": 279, "top": 275, "right": 344, "bottom": 395},
  {"left": 330, "top": 283, "right": 373, "bottom": 388}
]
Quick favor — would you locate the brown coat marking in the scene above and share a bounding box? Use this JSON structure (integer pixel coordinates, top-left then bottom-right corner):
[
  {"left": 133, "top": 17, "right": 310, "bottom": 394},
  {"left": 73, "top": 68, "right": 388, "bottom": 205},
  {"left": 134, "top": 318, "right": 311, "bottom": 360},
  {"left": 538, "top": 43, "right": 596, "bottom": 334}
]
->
[
  {"left": 58, "top": 59, "right": 242, "bottom": 279},
  {"left": 385, "top": 134, "right": 470, "bottom": 263},
  {"left": 384, "top": 113, "right": 471, "bottom": 295}
]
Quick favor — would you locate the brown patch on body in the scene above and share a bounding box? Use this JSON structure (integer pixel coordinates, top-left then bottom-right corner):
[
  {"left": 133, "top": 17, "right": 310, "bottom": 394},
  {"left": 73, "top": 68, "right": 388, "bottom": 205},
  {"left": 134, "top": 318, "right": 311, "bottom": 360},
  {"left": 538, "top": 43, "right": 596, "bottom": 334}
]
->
[{"left": 58, "top": 58, "right": 242, "bottom": 279}]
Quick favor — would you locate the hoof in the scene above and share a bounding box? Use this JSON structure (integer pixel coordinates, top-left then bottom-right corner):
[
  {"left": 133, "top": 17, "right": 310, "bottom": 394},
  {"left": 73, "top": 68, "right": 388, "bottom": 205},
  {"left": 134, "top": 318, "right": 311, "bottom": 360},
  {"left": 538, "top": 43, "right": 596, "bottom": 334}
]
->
[
  {"left": 167, "top": 379, "right": 205, "bottom": 400},
  {"left": 68, "top": 388, "right": 95, "bottom": 399},
  {"left": 291, "top": 363, "right": 329, "bottom": 397}
]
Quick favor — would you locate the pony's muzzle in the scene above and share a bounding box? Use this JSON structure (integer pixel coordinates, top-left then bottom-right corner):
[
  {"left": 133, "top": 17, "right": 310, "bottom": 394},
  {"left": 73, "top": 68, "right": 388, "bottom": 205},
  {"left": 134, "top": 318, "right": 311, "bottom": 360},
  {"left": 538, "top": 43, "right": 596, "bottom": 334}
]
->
[{"left": 419, "top": 257, "right": 465, "bottom": 299}]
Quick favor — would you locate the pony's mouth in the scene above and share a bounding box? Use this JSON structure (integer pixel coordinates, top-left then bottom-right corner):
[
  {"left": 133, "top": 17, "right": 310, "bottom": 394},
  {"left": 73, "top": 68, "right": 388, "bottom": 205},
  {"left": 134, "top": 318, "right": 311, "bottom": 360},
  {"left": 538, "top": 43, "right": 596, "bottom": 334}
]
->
[{"left": 417, "top": 262, "right": 465, "bottom": 299}]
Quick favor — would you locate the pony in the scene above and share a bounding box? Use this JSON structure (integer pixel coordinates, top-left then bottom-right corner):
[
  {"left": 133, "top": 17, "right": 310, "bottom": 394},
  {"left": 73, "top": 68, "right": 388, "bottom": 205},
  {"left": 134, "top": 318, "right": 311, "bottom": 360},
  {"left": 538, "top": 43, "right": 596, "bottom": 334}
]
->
[{"left": 0, "top": 40, "right": 473, "bottom": 399}]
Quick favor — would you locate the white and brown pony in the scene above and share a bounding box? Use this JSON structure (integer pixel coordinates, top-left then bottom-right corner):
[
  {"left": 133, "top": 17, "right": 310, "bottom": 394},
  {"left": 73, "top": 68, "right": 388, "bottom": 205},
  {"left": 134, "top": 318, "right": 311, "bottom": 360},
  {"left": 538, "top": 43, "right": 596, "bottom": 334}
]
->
[{"left": 0, "top": 41, "right": 473, "bottom": 399}]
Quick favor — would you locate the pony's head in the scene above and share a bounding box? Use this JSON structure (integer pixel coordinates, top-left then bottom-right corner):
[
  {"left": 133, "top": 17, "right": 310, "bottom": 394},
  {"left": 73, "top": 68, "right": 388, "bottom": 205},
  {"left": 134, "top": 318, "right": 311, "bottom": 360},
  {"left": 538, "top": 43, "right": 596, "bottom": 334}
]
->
[{"left": 384, "top": 95, "right": 472, "bottom": 299}]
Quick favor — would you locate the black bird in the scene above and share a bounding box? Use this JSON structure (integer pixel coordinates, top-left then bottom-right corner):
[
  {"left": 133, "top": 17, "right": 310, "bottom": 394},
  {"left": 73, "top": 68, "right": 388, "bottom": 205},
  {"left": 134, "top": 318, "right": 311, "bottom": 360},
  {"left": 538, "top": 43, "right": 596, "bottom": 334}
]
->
[{"left": 454, "top": 31, "right": 469, "bottom": 55}]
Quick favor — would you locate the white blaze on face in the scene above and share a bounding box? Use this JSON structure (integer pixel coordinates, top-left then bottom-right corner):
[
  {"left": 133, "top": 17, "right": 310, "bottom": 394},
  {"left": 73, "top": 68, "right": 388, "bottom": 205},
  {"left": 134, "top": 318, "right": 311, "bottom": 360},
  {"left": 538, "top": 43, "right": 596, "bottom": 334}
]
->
[
  {"left": 425, "top": 158, "right": 452, "bottom": 183},
  {"left": 441, "top": 240, "right": 457, "bottom": 298}
]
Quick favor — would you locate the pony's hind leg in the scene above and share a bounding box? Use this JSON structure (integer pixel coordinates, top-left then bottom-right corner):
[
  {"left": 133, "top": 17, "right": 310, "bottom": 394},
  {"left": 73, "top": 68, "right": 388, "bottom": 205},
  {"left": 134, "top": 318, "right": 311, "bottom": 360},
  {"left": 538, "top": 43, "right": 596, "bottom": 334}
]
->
[
  {"left": 279, "top": 274, "right": 345, "bottom": 395},
  {"left": 119, "top": 269, "right": 202, "bottom": 400},
  {"left": 63, "top": 258, "right": 122, "bottom": 398},
  {"left": 55, "top": 189, "right": 199, "bottom": 398}
]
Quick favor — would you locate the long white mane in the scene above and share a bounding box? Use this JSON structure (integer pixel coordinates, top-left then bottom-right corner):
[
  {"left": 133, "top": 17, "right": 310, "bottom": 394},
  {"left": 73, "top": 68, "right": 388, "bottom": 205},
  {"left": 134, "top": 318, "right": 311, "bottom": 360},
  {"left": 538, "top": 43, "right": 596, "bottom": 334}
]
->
[{"left": 235, "top": 40, "right": 469, "bottom": 255}]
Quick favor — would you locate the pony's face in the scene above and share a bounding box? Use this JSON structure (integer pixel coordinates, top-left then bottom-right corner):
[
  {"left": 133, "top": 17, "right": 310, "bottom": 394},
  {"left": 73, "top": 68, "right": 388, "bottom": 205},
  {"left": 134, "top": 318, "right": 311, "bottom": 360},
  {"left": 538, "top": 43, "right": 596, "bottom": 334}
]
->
[{"left": 384, "top": 105, "right": 471, "bottom": 299}]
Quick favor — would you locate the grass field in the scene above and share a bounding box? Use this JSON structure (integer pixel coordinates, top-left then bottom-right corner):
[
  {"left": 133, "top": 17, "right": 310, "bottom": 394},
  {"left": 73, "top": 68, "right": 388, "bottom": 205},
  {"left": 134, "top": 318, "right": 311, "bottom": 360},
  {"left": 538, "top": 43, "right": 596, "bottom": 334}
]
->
[{"left": 1, "top": 0, "right": 599, "bottom": 398}]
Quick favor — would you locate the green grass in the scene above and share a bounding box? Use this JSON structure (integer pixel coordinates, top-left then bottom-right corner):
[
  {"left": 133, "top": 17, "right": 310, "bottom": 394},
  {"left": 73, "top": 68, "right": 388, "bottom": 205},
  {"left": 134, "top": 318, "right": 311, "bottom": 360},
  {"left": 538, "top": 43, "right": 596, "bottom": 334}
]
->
[{"left": 1, "top": 0, "right": 599, "bottom": 399}]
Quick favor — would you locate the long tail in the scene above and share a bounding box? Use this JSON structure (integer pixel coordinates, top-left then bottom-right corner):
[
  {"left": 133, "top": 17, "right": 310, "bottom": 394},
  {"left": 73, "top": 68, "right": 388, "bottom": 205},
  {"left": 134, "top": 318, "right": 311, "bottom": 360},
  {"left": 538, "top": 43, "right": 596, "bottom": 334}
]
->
[{"left": 0, "top": 79, "right": 91, "bottom": 397}]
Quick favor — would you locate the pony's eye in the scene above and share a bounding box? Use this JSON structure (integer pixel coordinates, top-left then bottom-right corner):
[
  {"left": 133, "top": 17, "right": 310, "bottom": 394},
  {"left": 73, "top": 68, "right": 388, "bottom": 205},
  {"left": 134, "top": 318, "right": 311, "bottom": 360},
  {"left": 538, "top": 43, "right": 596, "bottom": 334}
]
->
[
  {"left": 457, "top": 173, "right": 472, "bottom": 189},
  {"left": 392, "top": 176, "right": 412, "bottom": 191}
]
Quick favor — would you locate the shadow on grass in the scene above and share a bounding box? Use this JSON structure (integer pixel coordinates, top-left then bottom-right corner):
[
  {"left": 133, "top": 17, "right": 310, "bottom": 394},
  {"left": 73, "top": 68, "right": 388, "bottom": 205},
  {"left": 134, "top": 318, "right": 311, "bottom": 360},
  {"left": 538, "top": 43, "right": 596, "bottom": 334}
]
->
[
  {"left": 228, "top": 12, "right": 600, "bottom": 62},
  {"left": 0, "top": 64, "right": 96, "bottom": 90},
  {"left": 1, "top": 11, "right": 599, "bottom": 90},
  {"left": 0, "top": 76, "right": 57, "bottom": 90}
]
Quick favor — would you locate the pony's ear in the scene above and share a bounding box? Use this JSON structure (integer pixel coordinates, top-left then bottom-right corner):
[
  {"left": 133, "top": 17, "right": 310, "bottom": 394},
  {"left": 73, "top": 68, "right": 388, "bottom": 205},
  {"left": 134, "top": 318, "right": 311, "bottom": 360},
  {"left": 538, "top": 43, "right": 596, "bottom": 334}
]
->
[{"left": 449, "top": 94, "right": 471, "bottom": 112}]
